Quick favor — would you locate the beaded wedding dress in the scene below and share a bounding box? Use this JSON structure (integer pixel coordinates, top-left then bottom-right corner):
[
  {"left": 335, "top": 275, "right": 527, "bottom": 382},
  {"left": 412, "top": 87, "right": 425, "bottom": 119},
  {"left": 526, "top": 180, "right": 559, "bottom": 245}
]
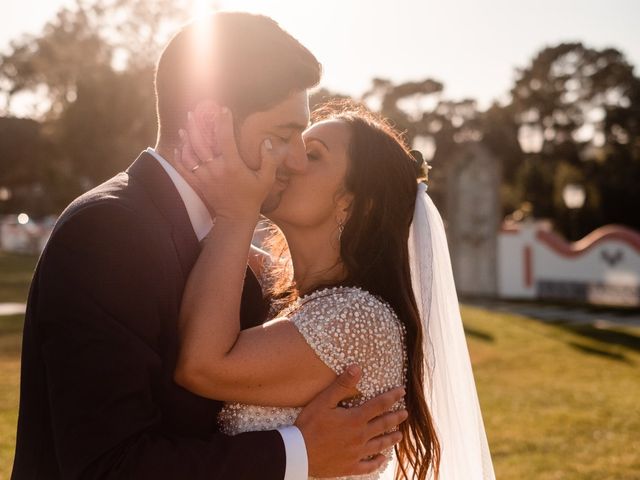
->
[
  {"left": 218, "top": 185, "right": 495, "bottom": 480},
  {"left": 218, "top": 286, "right": 407, "bottom": 480}
]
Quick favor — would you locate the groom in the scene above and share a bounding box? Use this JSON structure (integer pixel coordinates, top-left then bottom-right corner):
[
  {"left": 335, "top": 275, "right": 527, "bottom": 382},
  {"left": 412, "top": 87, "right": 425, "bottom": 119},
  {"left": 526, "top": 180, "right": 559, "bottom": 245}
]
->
[{"left": 11, "top": 12, "right": 406, "bottom": 480}]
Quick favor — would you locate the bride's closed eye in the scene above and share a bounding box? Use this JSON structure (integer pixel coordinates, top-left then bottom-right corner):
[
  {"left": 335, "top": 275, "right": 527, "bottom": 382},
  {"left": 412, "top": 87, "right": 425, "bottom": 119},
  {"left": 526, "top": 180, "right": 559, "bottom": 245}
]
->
[{"left": 306, "top": 149, "right": 320, "bottom": 161}]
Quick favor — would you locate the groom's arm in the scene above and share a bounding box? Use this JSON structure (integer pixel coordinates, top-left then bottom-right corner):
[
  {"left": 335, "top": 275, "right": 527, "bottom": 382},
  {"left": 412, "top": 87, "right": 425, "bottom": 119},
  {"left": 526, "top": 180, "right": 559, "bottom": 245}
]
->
[{"left": 36, "top": 202, "right": 286, "bottom": 479}]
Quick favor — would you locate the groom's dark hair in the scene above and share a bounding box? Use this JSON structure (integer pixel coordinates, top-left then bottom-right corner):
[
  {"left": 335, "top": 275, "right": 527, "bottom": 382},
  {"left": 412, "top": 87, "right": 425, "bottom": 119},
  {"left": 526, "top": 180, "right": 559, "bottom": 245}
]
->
[{"left": 155, "top": 12, "right": 321, "bottom": 145}]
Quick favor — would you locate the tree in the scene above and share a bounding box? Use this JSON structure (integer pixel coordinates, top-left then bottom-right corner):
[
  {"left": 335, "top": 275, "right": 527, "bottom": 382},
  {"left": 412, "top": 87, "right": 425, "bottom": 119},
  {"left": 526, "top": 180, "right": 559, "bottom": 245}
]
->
[
  {"left": 52, "top": 65, "right": 158, "bottom": 184},
  {"left": 362, "top": 78, "right": 514, "bottom": 213},
  {"left": 309, "top": 87, "right": 352, "bottom": 112},
  {"left": 0, "top": 0, "right": 195, "bottom": 213},
  {"left": 509, "top": 42, "right": 640, "bottom": 238},
  {"left": 594, "top": 75, "right": 640, "bottom": 230},
  {"left": 0, "top": 0, "right": 192, "bottom": 118},
  {"left": 362, "top": 77, "right": 444, "bottom": 146},
  {"left": 0, "top": 117, "right": 77, "bottom": 216}
]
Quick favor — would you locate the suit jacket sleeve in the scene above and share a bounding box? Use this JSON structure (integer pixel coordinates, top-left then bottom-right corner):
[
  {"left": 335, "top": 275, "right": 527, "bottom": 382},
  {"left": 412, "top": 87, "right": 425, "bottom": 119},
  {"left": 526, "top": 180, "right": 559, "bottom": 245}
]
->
[{"left": 35, "top": 202, "right": 286, "bottom": 479}]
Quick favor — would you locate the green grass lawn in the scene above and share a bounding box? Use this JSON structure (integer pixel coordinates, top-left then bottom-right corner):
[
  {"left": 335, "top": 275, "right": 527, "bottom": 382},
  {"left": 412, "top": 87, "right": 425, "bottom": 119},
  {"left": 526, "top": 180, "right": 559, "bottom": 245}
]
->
[
  {"left": 0, "top": 252, "right": 639, "bottom": 479},
  {"left": 0, "top": 252, "right": 37, "bottom": 304},
  {"left": 464, "top": 306, "right": 640, "bottom": 479},
  {"left": 0, "top": 314, "right": 22, "bottom": 480},
  {"left": 0, "top": 251, "right": 37, "bottom": 479}
]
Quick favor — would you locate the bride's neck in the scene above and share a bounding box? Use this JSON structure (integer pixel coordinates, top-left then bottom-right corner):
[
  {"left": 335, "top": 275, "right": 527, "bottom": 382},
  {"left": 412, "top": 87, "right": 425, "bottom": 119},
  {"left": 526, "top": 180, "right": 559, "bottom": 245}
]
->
[{"left": 283, "top": 226, "right": 346, "bottom": 295}]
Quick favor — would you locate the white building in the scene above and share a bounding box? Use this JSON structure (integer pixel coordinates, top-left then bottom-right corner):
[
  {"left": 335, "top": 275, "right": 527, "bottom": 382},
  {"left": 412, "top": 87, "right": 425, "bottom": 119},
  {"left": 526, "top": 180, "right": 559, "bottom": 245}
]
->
[{"left": 497, "top": 220, "right": 640, "bottom": 307}]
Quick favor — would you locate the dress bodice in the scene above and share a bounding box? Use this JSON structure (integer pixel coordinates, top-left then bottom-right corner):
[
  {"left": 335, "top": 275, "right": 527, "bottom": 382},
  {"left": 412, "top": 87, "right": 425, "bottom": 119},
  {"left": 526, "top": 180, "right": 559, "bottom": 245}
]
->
[{"left": 218, "top": 286, "right": 407, "bottom": 480}]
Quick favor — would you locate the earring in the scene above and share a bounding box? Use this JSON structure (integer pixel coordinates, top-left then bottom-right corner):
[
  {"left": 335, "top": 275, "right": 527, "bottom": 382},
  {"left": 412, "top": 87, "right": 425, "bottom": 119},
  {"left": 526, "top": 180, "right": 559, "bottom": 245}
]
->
[{"left": 337, "top": 221, "right": 345, "bottom": 242}]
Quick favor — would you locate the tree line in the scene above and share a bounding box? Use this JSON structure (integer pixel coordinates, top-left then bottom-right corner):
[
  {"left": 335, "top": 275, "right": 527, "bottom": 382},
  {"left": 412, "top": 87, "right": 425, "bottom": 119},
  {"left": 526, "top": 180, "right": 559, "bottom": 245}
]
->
[{"left": 1, "top": 0, "right": 639, "bottom": 240}]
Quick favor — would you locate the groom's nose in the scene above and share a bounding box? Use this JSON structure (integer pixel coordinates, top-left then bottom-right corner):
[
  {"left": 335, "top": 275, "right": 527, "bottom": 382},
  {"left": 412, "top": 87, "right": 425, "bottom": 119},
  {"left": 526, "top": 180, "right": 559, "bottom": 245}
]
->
[{"left": 282, "top": 136, "right": 308, "bottom": 174}]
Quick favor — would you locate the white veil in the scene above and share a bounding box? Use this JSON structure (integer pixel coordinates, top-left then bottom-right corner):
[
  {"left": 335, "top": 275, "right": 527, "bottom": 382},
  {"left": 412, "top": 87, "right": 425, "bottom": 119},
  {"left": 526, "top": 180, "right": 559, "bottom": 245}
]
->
[{"left": 405, "top": 182, "right": 495, "bottom": 479}]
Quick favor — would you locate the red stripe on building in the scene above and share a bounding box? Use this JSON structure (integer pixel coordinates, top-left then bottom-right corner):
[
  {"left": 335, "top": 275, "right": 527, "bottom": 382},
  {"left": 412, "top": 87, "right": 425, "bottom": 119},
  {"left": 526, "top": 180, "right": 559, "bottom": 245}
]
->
[
  {"left": 524, "top": 245, "right": 533, "bottom": 288},
  {"left": 536, "top": 224, "right": 640, "bottom": 258}
]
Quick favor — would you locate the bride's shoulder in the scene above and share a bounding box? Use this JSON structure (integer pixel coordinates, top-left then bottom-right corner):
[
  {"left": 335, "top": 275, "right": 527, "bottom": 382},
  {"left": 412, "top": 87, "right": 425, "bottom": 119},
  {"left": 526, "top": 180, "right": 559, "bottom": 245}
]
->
[
  {"left": 290, "top": 286, "right": 407, "bottom": 398},
  {"left": 293, "top": 286, "right": 403, "bottom": 330}
]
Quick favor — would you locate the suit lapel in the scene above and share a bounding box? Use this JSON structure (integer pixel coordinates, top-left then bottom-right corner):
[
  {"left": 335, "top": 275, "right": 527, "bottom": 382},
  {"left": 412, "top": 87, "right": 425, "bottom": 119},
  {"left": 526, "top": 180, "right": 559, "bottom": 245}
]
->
[
  {"left": 126, "top": 151, "right": 270, "bottom": 326},
  {"left": 127, "top": 152, "right": 201, "bottom": 277}
]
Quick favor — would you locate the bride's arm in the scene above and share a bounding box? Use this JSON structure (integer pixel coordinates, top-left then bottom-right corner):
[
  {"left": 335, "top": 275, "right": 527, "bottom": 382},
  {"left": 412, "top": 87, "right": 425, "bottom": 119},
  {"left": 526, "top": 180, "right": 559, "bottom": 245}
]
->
[
  {"left": 173, "top": 107, "right": 343, "bottom": 407},
  {"left": 176, "top": 220, "right": 337, "bottom": 407}
]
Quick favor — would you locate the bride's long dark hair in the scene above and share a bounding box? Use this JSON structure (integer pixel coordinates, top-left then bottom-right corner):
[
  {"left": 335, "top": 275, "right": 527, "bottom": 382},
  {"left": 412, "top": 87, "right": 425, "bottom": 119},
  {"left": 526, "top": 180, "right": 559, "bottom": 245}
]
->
[{"left": 266, "top": 100, "right": 440, "bottom": 480}]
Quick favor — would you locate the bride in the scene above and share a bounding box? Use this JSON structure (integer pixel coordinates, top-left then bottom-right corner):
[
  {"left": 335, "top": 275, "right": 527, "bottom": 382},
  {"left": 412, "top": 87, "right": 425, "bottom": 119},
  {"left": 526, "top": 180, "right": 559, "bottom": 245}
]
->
[{"left": 173, "top": 100, "right": 495, "bottom": 480}]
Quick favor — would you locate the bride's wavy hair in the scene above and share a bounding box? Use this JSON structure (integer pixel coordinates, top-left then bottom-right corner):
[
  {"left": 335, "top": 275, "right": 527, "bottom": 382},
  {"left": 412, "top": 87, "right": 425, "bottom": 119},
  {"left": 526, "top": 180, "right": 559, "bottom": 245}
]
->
[{"left": 265, "top": 100, "right": 440, "bottom": 479}]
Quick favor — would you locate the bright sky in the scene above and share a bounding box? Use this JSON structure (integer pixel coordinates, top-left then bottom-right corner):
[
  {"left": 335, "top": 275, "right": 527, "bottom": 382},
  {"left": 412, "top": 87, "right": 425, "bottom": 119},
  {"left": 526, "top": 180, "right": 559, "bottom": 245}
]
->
[{"left": 2, "top": 0, "right": 640, "bottom": 113}]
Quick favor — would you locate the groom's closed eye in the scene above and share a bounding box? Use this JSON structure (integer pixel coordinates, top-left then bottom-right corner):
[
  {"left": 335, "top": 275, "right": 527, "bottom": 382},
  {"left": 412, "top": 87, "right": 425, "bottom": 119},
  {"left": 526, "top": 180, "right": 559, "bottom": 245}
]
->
[
  {"left": 275, "top": 133, "right": 293, "bottom": 143},
  {"left": 272, "top": 121, "right": 308, "bottom": 142},
  {"left": 269, "top": 129, "right": 294, "bottom": 145}
]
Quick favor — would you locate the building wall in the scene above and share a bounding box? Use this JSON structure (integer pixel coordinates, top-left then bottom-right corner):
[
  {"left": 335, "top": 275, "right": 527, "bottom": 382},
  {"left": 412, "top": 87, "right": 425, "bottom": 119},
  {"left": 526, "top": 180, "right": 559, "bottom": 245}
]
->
[
  {"left": 447, "top": 142, "right": 501, "bottom": 296},
  {"left": 497, "top": 221, "right": 640, "bottom": 306},
  {"left": 497, "top": 224, "right": 537, "bottom": 299}
]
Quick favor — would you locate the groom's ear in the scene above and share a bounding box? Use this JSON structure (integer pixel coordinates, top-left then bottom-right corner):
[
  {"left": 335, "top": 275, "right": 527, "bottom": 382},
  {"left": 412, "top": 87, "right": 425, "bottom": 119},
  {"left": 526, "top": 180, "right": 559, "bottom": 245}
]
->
[{"left": 193, "top": 99, "right": 222, "bottom": 155}]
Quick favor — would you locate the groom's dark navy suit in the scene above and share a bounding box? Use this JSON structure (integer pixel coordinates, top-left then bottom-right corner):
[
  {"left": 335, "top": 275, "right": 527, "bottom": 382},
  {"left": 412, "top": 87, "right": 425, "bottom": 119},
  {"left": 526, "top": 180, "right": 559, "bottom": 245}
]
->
[{"left": 12, "top": 152, "right": 285, "bottom": 479}]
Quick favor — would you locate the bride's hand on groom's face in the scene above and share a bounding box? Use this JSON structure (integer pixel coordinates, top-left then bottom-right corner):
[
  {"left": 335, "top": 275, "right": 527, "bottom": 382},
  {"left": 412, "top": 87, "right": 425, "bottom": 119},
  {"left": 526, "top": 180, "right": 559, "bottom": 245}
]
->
[{"left": 173, "top": 105, "right": 281, "bottom": 221}]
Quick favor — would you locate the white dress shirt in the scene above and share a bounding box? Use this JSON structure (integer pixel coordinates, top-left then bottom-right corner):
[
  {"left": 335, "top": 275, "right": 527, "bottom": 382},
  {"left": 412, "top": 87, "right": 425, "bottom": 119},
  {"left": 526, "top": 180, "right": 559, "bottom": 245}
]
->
[{"left": 146, "top": 147, "right": 308, "bottom": 480}]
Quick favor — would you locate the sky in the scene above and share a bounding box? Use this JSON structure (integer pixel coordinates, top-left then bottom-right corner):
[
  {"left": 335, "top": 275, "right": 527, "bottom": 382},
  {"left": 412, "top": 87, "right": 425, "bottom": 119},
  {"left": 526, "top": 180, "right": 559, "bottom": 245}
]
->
[{"left": 2, "top": 0, "right": 640, "bottom": 114}]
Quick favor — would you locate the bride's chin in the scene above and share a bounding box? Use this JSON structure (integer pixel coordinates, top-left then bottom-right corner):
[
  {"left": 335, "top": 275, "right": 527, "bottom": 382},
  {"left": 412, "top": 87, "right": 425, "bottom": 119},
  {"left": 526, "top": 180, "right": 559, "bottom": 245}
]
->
[
  {"left": 264, "top": 209, "right": 298, "bottom": 233},
  {"left": 263, "top": 209, "right": 285, "bottom": 228},
  {"left": 264, "top": 197, "right": 291, "bottom": 225}
]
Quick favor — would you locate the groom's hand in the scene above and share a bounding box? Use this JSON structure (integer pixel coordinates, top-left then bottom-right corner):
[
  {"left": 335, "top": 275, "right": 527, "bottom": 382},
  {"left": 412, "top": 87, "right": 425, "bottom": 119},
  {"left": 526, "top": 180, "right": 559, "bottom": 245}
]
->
[{"left": 295, "top": 365, "right": 407, "bottom": 478}]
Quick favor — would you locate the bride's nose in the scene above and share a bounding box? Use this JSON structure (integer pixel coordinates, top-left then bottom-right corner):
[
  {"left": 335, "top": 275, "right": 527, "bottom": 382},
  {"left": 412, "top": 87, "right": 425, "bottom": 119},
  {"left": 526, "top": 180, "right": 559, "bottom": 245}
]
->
[{"left": 282, "top": 137, "right": 308, "bottom": 174}]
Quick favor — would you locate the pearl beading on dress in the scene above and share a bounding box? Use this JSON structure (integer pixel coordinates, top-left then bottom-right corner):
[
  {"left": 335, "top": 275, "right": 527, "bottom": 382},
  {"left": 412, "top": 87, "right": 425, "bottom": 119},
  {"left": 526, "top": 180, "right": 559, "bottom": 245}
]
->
[{"left": 218, "top": 287, "right": 408, "bottom": 480}]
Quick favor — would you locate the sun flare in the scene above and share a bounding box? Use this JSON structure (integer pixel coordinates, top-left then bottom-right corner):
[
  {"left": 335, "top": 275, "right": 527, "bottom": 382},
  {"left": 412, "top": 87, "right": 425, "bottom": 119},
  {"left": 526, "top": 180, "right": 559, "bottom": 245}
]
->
[{"left": 191, "top": 0, "right": 219, "bottom": 21}]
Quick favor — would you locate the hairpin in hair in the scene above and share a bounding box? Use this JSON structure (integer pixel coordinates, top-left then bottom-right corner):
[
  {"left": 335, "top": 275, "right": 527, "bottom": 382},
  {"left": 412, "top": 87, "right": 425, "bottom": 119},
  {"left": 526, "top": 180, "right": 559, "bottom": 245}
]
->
[{"left": 409, "top": 149, "right": 431, "bottom": 180}]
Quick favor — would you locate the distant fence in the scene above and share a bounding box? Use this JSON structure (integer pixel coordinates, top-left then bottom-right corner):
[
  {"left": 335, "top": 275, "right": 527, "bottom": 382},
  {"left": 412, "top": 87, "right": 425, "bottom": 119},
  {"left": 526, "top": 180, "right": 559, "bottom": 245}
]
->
[
  {"left": 498, "top": 221, "right": 640, "bottom": 307},
  {"left": 3, "top": 213, "right": 639, "bottom": 308},
  {"left": 0, "top": 215, "right": 55, "bottom": 255}
]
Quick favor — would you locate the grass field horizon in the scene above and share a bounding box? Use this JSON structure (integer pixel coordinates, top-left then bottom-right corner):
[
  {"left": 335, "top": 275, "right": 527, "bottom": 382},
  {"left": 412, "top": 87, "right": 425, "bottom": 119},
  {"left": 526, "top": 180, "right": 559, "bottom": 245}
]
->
[{"left": 1, "top": 251, "right": 639, "bottom": 479}]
